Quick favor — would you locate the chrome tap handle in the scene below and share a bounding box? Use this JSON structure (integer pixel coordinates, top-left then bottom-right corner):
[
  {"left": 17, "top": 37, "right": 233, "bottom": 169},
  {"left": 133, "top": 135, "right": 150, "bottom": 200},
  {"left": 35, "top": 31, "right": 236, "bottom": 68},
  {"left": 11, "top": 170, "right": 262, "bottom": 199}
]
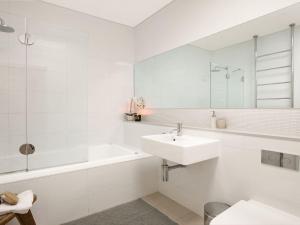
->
[{"left": 177, "top": 122, "right": 183, "bottom": 136}]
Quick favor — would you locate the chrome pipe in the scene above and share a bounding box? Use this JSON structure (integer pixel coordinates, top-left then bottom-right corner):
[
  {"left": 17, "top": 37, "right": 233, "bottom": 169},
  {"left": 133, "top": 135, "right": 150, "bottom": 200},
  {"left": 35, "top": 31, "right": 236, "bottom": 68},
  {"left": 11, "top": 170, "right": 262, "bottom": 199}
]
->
[
  {"left": 168, "top": 164, "right": 186, "bottom": 171},
  {"left": 161, "top": 159, "right": 185, "bottom": 182},
  {"left": 162, "top": 159, "right": 169, "bottom": 182},
  {"left": 290, "top": 23, "right": 295, "bottom": 108},
  {"left": 253, "top": 35, "right": 258, "bottom": 108}
]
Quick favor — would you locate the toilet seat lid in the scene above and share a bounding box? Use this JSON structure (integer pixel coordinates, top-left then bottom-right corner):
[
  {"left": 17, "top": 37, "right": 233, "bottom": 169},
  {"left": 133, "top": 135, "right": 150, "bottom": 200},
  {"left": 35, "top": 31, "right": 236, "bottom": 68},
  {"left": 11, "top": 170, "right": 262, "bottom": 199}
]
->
[{"left": 211, "top": 200, "right": 300, "bottom": 225}]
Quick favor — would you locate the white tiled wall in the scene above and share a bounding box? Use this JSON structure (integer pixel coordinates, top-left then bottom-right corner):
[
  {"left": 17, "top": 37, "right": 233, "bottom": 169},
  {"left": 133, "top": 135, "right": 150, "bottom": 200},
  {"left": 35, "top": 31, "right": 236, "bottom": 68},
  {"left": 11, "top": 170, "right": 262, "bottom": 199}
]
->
[{"left": 142, "top": 108, "right": 300, "bottom": 138}]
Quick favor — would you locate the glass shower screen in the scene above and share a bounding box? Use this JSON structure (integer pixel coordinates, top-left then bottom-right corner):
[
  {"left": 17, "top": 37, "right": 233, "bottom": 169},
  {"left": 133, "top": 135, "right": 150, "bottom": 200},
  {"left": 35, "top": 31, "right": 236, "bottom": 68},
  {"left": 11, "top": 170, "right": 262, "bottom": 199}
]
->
[
  {"left": 0, "top": 12, "right": 27, "bottom": 174},
  {"left": 0, "top": 12, "right": 89, "bottom": 174}
]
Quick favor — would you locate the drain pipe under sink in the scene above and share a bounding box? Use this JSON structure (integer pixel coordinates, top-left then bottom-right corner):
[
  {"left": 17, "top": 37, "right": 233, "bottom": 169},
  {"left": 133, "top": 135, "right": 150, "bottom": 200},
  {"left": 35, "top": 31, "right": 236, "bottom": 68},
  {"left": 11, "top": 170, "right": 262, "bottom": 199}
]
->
[{"left": 162, "top": 159, "right": 186, "bottom": 182}]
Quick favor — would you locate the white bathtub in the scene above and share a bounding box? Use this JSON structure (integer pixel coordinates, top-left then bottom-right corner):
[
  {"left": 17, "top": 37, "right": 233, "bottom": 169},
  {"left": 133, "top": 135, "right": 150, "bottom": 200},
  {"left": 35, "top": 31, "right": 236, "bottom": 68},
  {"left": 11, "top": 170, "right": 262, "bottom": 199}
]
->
[
  {"left": 0, "top": 144, "right": 158, "bottom": 225},
  {"left": 0, "top": 144, "right": 150, "bottom": 184}
]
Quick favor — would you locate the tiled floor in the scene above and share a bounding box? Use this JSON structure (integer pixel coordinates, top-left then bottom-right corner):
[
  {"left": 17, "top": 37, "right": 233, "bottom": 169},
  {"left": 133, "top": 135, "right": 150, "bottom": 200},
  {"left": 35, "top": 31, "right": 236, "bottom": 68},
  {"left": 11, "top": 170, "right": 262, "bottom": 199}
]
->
[
  {"left": 63, "top": 199, "right": 178, "bottom": 225},
  {"left": 142, "top": 192, "right": 204, "bottom": 225}
]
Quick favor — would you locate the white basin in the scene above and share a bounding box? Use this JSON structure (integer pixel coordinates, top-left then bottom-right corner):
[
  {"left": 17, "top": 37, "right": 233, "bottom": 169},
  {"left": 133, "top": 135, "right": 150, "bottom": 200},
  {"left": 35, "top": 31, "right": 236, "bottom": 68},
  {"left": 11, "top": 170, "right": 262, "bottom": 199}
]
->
[{"left": 141, "top": 134, "right": 220, "bottom": 165}]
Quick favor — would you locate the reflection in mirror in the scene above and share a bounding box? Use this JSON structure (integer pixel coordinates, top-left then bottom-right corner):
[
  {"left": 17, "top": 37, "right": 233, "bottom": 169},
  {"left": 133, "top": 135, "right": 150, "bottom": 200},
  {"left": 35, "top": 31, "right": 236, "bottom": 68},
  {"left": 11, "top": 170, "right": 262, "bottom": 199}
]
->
[
  {"left": 210, "top": 63, "right": 245, "bottom": 108},
  {"left": 134, "top": 5, "right": 300, "bottom": 109},
  {"left": 135, "top": 45, "right": 211, "bottom": 108}
]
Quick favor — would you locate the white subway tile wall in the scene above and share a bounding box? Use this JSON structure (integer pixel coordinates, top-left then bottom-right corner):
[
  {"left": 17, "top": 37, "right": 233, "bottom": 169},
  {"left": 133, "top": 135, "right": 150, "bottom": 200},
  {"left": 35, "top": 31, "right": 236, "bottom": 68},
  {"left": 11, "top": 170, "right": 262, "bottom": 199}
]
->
[{"left": 143, "top": 109, "right": 300, "bottom": 137}]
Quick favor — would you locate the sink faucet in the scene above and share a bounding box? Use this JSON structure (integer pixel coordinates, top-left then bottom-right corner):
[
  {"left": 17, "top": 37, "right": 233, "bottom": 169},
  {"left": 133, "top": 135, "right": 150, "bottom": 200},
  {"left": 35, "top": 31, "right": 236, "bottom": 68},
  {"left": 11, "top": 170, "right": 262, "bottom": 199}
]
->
[
  {"left": 176, "top": 122, "right": 182, "bottom": 136},
  {"left": 163, "top": 122, "right": 183, "bottom": 136}
]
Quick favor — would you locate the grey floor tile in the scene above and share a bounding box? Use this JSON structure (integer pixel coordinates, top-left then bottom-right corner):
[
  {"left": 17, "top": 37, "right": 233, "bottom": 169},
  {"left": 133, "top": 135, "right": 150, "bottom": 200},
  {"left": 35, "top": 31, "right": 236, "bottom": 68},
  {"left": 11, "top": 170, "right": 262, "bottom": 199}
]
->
[{"left": 62, "top": 199, "right": 178, "bottom": 225}]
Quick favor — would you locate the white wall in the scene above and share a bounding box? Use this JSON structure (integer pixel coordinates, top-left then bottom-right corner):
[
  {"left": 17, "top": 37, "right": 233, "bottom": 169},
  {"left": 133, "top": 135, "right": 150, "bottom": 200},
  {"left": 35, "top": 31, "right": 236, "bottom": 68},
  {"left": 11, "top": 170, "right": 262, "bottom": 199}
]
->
[
  {"left": 134, "top": 0, "right": 299, "bottom": 61},
  {"left": 0, "top": 0, "right": 134, "bottom": 169},
  {"left": 124, "top": 122, "right": 300, "bottom": 218}
]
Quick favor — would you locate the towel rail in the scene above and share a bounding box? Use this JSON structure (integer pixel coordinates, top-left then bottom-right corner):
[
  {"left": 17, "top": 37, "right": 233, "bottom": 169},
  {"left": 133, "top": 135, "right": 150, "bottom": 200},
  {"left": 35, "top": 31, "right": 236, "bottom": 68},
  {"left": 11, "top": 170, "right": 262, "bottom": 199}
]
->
[
  {"left": 254, "top": 24, "right": 295, "bottom": 107},
  {"left": 257, "top": 81, "right": 290, "bottom": 86},
  {"left": 256, "top": 65, "right": 291, "bottom": 73},
  {"left": 256, "top": 49, "right": 291, "bottom": 58},
  {"left": 257, "top": 97, "right": 291, "bottom": 100}
]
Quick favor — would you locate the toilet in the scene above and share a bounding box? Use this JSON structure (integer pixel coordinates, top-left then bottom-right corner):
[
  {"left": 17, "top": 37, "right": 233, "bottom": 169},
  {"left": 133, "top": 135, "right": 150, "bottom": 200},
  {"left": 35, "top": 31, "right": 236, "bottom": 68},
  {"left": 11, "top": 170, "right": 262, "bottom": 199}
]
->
[{"left": 211, "top": 200, "right": 300, "bottom": 225}]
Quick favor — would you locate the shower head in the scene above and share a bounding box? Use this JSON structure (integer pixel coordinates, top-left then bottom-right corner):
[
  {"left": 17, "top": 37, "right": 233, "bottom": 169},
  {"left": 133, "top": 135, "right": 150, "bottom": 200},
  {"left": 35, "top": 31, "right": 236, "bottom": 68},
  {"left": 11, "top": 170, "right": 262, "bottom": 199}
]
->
[
  {"left": 0, "top": 17, "right": 15, "bottom": 33},
  {"left": 211, "top": 65, "right": 227, "bottom": 72},
  {"left": 232, "top": 68, "right": 243, "bottom": 73}
]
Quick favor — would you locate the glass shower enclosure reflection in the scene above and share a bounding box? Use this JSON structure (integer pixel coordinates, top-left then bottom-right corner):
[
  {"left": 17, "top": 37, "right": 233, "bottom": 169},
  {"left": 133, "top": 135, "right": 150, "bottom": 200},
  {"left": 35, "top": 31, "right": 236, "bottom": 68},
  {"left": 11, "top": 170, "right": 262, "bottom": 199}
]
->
[
  {"left": 210, "top": 63, "right": 245, "bottom": 108},
  {"left": 0, "top": 12, "right": 88, "bottom": 174}
]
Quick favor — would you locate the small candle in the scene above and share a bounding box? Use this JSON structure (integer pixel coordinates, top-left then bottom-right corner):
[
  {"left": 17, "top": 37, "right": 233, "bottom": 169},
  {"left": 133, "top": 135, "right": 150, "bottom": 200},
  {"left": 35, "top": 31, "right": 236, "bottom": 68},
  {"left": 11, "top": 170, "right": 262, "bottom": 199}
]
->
[{"left": 216, "top": 118, "right": 227, "bottom": 129}]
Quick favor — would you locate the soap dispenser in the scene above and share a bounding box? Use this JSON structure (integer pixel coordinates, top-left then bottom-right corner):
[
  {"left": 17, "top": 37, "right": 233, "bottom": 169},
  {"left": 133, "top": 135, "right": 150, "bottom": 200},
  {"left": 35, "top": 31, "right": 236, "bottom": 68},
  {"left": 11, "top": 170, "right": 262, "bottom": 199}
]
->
[{"left": 211, "top": 111, "right": 217, "bottom": 129}]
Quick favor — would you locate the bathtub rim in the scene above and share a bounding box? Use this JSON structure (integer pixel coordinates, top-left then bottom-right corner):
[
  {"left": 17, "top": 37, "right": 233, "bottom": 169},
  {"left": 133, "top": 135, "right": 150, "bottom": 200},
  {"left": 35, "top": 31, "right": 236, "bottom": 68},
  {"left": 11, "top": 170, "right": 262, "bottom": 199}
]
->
[{"left": 0, "top": 145, "right": 152, "bottom": 185}]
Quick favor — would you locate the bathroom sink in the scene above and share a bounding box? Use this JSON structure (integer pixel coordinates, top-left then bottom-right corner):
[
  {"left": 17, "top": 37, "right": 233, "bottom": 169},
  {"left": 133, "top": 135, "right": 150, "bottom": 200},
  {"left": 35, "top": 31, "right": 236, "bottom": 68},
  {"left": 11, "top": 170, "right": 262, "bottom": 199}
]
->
[{"left": 141, "top": 134, "right": 220, "bottom": 165}]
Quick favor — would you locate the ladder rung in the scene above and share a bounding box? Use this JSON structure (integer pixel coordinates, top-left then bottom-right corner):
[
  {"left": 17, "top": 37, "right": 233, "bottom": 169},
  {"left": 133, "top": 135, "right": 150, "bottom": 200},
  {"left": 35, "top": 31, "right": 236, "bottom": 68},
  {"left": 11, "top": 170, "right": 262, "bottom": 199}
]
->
[
  {"left": 257, "top": 81, "right": 291, "bottom": 86},
  {"left": 256, "top": 49, "right": 291, "bottom": 59},
  {"left": 256, "top": 65, "right": 291, "bottom": 72},
  {"left": 257, "top": 97, "right": 291, "bottom": 100}
]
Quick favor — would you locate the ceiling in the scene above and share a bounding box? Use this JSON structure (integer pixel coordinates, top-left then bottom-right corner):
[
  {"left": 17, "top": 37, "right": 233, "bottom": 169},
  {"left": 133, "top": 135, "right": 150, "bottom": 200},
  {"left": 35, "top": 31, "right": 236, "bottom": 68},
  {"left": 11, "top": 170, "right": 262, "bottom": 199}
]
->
[
  {"left": 191, "top": 3, "right": 300, "bottom": 51},
  {"left": 41, "top": 0, "right": 174, "bottom": 27}
]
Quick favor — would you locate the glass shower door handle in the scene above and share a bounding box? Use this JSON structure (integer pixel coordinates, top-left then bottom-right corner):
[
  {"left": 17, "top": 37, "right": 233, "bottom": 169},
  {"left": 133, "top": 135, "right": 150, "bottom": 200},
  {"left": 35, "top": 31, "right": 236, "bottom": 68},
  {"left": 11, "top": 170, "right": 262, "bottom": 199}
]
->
[{"left": 19, "top": 144, "right": 35, "bottom": 155}]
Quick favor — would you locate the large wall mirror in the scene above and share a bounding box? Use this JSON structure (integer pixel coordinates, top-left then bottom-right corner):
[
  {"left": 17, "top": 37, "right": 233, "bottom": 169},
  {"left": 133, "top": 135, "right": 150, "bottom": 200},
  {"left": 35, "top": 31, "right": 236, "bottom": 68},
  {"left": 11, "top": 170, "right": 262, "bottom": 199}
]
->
[{"left": 134, "top": 4, "right": 300, "bottom": 109}]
